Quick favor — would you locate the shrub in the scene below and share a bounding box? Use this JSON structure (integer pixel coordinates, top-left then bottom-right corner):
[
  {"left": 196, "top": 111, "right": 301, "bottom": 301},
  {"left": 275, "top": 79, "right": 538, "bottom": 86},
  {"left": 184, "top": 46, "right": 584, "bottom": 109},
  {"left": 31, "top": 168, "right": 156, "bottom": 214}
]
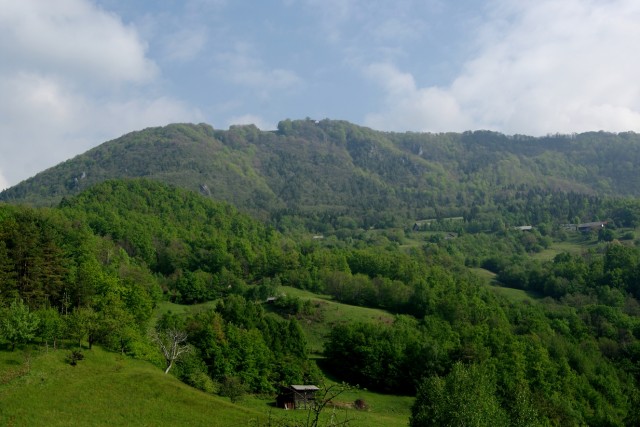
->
[
  {"left": 66, "top": 350, "right": 85, "bottom": 366},
  {"left": 354, "top": 398, "right": 368, "bottom": 410},
  {"left": 186, "top": 372, "right": 217, "bottom": 394},
  {"left": 219, "top": 376, "right": 247, "bottom": 403}
]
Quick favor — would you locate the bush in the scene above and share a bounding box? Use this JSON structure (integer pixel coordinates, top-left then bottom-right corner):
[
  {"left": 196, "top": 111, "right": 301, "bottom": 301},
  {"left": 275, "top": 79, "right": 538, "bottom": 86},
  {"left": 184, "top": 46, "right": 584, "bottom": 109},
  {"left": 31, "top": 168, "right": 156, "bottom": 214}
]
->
[
  {"left": 354, "top": 398, "right": 368, "bottom": 410},
  {"left": 219, "top": 376, "right": 247, "bottom": 403},
  {"left": 66, "top": 350, "right": 85, "bottom": 366},
  {"left": 186, "top": 372, "right": 217, "bottom": 394}
]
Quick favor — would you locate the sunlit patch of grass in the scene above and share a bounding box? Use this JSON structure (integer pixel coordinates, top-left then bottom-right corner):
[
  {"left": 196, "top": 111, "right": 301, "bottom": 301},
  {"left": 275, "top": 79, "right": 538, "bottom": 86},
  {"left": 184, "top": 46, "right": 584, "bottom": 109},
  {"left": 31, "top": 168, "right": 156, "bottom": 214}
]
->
[
  {"left": 486, "top": 285, "right": 541, "bottom": 304},
  {"left": 273, "top": 286, "right": 394, "bottom": 355},
  {"left": 470, "top": 267, "right": 540, "bottom": 303}
]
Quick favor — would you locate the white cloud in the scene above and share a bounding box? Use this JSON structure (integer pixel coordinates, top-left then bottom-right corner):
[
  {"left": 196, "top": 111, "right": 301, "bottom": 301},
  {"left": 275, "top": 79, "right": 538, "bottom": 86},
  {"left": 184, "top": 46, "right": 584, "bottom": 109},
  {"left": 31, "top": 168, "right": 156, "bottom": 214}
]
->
[
  {"left": 0, "top": 72, "right": 202, "bottom": 186},
  {"left": 364, "top": 63, "right": 471, "bottom": 132},
  {"left": 0, "top": 0, "right": 201, "bottom": 188},
  {"left": 216, "top": 42, "right": 302, "bottom": 95},
  {"left": 365, "top": 0, "right": 640, "bottom": 135},
  {"left": 0, "top": 0, "right": 157, "bottom": 84}
]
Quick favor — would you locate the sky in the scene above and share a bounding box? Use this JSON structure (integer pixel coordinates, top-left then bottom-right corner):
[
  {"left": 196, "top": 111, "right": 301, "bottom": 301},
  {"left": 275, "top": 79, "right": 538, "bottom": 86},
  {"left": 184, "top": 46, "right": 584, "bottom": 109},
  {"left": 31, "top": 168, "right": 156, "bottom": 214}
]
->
[{"left": 2, "top": 0, "right": 640, "bottom": 190}]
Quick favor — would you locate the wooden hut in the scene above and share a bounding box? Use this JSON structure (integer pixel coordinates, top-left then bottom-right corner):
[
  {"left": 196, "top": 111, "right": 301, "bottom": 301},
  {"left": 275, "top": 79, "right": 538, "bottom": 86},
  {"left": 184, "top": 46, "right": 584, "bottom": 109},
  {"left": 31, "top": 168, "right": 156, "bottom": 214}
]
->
[{"left": 276, "top": 385, "right": 320, "bottom": 410}]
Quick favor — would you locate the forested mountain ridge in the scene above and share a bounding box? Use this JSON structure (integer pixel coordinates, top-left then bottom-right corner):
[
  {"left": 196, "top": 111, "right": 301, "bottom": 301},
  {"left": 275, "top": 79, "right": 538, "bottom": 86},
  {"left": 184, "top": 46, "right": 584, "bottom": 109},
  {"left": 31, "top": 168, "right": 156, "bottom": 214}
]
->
[{"left": 2, "top": 119, "right": 640, "bottom": 226}]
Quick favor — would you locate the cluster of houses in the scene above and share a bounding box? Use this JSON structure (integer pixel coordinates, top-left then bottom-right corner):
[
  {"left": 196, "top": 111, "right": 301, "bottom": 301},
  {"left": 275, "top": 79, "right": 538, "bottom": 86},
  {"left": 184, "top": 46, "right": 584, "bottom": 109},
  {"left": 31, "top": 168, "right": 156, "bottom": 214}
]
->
[
  {"left": 561, "top": 221, "right": 607, "bottom": 232},
  {"left": 516, "top": 221, "right": 607, "bottom": 233},
  {"left": 414, "top": 218, "right": 607, "bottom": 234}
]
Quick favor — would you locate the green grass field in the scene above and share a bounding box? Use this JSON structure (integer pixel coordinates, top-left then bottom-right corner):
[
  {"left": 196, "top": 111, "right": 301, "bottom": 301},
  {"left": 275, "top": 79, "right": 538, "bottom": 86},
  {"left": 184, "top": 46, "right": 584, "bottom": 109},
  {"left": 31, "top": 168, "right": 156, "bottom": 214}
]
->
[
  {"left": 271, "top": 286, "right": 395, "bottom": 355},
  {"left": 0, "top": 343, "right": 412, "bottom": 427},
  {"left": 530, "top": 237, "right": 594, "bottom": 261},
  {"left": 239, "top": 385, "right": 413, "bottom": 427},
  {"left": 0, "top": 346, "right": 259, "bottom": 426},
  {"left": 470, "top": 267, "right": 541, "bottom": 304}
]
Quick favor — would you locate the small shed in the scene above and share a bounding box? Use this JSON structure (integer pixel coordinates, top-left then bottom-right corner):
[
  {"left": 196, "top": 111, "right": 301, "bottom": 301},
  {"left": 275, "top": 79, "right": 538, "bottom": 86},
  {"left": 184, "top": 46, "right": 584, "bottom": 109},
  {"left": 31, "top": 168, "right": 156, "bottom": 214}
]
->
[{"left": 276, "top": 385, "right": 320, "bottom": 410}]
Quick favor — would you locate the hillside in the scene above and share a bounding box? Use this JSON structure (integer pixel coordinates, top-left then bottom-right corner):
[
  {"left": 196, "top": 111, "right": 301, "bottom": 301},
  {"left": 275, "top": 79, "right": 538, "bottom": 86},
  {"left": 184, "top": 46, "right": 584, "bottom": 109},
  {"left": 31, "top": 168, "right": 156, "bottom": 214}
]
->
[
  {"left": 0, "top": 346, "right": 259, "bottom": 426},
  {"left": 2, "top": 120, "right": 640, "bottom": 227},
  {"left": 2, "top": 179, "right": 640, "bottom": 425}
]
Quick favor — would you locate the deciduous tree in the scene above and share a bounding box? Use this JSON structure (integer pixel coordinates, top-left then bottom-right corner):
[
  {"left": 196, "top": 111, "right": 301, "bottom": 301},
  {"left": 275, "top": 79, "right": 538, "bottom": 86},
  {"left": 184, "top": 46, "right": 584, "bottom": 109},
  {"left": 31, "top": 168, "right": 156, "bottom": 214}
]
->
[
  {"left": 152, "top": 327, "right": 191, "bottom": 374},
  {"left": 410, "top": 362, "right": 508, "bottom": 427},
  {"left": 1, "top": 299, "right": 39, "bottom": 350}
]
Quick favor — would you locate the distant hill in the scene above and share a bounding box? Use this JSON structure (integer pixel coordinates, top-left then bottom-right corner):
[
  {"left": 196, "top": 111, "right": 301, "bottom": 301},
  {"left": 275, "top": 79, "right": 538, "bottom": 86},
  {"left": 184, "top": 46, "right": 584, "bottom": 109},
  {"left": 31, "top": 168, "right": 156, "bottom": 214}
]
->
[{"left": 2, "top": 119, "right": 640, "bottom": 225}]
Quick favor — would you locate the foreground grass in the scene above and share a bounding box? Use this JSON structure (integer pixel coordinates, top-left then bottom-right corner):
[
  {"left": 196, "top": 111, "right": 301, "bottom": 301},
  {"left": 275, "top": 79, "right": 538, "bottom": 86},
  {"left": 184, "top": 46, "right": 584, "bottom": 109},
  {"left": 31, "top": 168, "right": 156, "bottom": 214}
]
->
[
  {"left": 1, "top": 345, "right": 411, "bottom": 427},
  {"left": 0, "top": 346, "right": 259, "bottom": 426},
  {"left": 238, "top": 387, "right": 413, "bottom": 427},
  {"left": 1, "top": 289, "right": 412, "bottom": 427}
]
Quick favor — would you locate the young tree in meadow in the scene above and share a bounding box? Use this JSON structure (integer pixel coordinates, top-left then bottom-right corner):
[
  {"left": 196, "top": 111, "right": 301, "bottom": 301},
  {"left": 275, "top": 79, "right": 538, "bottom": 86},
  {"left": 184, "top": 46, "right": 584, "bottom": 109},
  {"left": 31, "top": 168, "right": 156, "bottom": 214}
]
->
[
  {"left": 305, "top": 383, "right": 355, "bottom": 427},
  {"left": 152, "top": 314, "right": 191, "bottom": 374},
  {"left": 95, "top": 293, "right": 138, "bottom": 354},
  {"left": 36, "top": 307, "right": 63, "bottom": 351},
  {"left": 152, "top": 327, "right": 191, "bottom": 374},
  {"left": 1, "top": 299, "right": 39, "bottom": 350},
  {"left": 66, "top": 307, "right": 98, "bottom": 349}
]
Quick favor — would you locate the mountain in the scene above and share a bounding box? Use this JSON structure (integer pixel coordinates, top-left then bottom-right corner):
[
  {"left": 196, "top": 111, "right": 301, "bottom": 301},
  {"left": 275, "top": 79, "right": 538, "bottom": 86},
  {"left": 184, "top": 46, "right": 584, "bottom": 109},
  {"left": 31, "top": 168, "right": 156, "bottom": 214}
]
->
[{"left": 2, "top": 119, "right": 640, "bottom": 226}]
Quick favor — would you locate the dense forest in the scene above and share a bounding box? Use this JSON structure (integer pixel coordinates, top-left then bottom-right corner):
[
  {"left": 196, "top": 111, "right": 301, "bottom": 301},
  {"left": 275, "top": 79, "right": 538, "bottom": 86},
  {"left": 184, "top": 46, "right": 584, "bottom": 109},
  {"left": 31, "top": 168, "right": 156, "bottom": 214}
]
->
[
  {"left": 1, "top": 177, "right": 640, "bottom": 425},
  {"left": 2, "top": 120, "right": 640, "bottom": 232}
]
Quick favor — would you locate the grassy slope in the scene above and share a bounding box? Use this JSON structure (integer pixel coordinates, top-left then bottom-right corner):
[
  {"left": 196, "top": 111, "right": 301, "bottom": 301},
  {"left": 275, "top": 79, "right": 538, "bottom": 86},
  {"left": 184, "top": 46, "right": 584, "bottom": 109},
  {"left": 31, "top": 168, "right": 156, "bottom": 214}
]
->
[
  {"left": 1, "top": 344, "right": 412, "bottom": 427},
  {"left": 272, "top": 286, "right": 395, "bottom": 355},
  {"left": 530, "top": 235, "right": 596, "bottom": 261},
  {"left": 0, "top": 292, "right": 411, "bottom": 427},
  {"left": 0, "top": 346, "right": 259, "bottom": 426},
  {"left": 470, "top": 268, "right": 541, "bottom": 304},
  {"left": 471, "top": 234, "right": 603, "bottom": 303}
]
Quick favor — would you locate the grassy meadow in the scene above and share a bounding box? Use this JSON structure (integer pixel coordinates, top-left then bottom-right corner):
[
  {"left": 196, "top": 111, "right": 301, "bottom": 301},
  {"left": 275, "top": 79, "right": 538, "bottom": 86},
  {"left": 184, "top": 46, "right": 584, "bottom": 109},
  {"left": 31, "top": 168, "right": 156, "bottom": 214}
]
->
[
  {"left": 269, "top": 286, "right": 394, "bottom": 355},
  {"left": 1, "top": 290, "right": 412, "bottom": 427},
  {"left": 0, "top": 346, "right": 259, "bottom": 426}
]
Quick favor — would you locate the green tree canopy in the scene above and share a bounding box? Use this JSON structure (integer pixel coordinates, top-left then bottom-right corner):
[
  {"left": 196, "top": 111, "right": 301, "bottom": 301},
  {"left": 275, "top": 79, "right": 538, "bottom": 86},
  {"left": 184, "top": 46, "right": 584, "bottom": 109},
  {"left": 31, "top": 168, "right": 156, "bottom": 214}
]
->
[{"left": 1, "top": 299, "right": 39, "bottom": 350}]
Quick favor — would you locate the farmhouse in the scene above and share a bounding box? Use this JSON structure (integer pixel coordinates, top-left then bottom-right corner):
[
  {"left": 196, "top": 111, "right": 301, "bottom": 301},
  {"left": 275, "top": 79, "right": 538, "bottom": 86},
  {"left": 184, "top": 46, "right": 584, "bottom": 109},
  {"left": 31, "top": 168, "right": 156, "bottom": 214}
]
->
[
  {"left": 412, "top": 217, "right": 464, "bottom": 231},
  {"left": 577, "top": 221, "right": 607, "bottom": 233},
  {"left": 276, "top": 385, "right": 320, "bottom": 410}
]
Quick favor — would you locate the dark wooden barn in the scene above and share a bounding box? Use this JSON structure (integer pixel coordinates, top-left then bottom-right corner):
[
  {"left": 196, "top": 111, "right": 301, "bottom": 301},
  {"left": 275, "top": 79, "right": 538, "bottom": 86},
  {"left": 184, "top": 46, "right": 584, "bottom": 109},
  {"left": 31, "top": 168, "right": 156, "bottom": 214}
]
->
[{"left": 276, "top": 385, "right": 320, "bottom": 410}]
